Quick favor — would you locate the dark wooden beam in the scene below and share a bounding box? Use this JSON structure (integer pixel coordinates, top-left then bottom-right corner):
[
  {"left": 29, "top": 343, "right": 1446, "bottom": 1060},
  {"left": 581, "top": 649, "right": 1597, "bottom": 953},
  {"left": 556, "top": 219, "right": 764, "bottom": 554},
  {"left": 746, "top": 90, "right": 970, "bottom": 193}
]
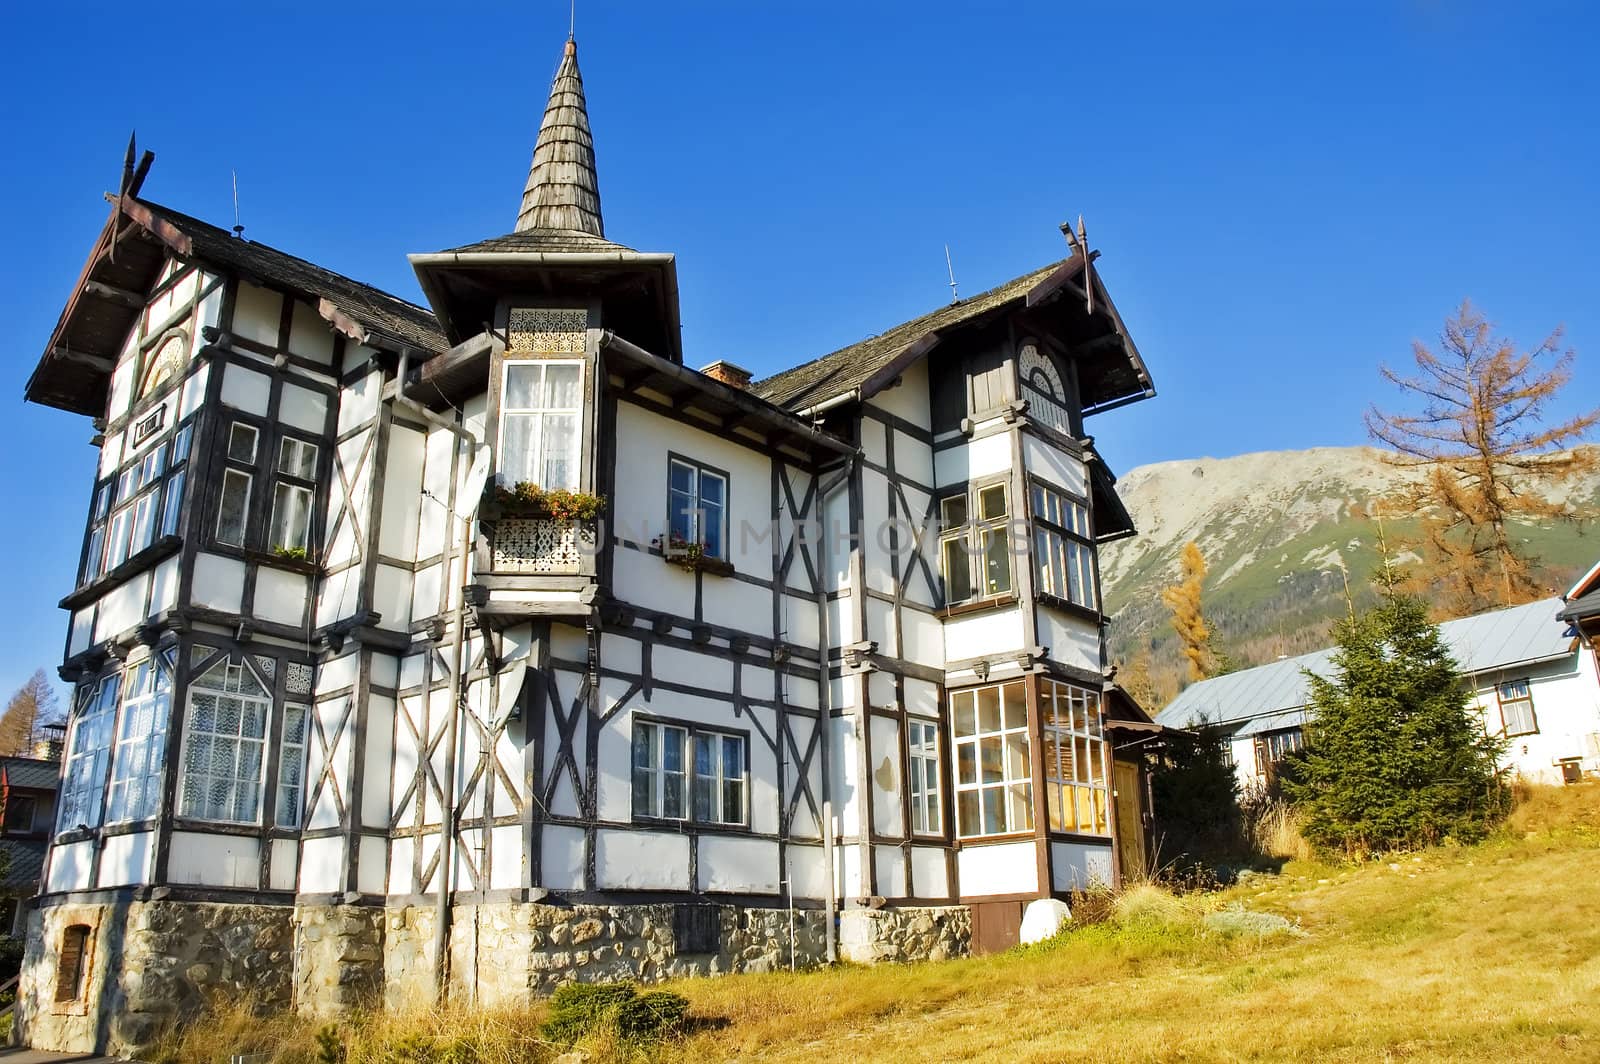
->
[
  {"left": 84, "top": 279, "right": 145, "bottom": 310},
  {"left": 50, "top": 346, "right": 114, "bottom": 372}
]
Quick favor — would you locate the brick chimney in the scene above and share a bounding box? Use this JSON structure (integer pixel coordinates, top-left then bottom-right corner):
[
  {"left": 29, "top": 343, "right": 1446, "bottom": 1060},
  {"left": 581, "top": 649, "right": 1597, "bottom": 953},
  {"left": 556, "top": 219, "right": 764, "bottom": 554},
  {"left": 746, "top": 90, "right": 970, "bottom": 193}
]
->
[{"left": 700, "top": 360, "right": 753, "bottom": 390}]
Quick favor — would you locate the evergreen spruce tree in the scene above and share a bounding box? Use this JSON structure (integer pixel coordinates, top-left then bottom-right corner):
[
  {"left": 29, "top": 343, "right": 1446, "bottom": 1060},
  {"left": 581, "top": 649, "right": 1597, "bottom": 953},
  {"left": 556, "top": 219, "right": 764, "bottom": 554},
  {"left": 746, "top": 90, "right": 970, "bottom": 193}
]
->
[
  {"left": 1282, "top": 594, "right": 1509, "bottom": 856},
  {"left": 1150, "top": 720, "right": 1242, "bottom": 862}
]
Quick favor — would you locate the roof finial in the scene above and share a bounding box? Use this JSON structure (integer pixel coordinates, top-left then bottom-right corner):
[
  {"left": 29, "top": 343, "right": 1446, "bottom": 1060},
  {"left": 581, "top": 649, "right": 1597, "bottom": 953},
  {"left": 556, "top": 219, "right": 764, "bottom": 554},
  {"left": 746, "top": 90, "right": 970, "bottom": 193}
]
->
[
  {"left": 944, "top": 244, "right": 960, "bottom": 303},
  {"left": 569, "top": 0, "right": 576, "bottom": 40}
]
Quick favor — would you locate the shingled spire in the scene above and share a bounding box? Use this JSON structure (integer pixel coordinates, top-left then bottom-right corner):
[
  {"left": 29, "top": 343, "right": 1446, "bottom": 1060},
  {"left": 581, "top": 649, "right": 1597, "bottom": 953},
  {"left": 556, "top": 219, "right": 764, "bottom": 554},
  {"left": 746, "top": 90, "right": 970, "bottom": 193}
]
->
[{"left": 516, "top": 39, "right": 604, "bottom": 237}]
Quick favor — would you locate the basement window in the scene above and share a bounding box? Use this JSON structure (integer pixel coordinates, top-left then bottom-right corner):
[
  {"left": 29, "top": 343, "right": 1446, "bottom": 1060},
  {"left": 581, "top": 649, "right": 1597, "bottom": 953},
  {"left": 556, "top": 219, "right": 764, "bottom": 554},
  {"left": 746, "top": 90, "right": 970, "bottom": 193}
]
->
[
  {"left": 672, "top": 905, "right": 720, "bottom": 954},
  {"left": 55, "top": 924, "right": 91, "bottom": 1003}
]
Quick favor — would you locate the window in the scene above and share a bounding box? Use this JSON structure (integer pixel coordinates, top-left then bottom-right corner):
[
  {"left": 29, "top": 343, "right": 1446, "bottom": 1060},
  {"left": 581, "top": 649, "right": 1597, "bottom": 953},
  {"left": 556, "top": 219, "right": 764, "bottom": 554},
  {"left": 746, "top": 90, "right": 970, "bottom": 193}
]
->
[
  {"left": 632, "top": 720, "right": 687, "bottom": 819},
  {"left": 952, "top": 680, "right": 1032, "bottom": 837},
  {"left": 55, "top": 925, "right": 91, "bottom": 1003},
  {"left": 939, "top": 483, "right": 1012, "bottom": 607},
  {"left": 1017, "top": 341, "right": 1074, "bottom": 436},
  {"left": 179, "top": 659, "right": 270, "bottom": 824},
  {"left": 908, "top": 719, "right": 942, "bottom": 835},
  {"left": 80, "top": 423, "right": 193, "bottom": 587},
  {"left": 57, "top": 674, "right": 121, "bottom": 833},
  {"left": 1033, "top": 482, "right": 1097, "bottom": 610},
  {"left": 1041, "top": 679, "right": 1109, "bottom": 836},
  {"left": 1497, "top": 680, "right": 1538, "bottom": 737},
  {"left": 1254, "top": 728, "right": 1305, "bottom": 776},
  {"left": 499, "top": 360, "right": 582, "bottom": 491},
  {"left": 694, "top": 731, "right": 746, "bottom": 825},
  {"left": 3, "top": 796, "right": 36, "bottom": 835},
  {"left": 276, "top": 703, "right": 310, "bottom": 828},
  {"left": 80, "top": 482, "right": 112, "bottom": 585},
  {"left": 667, "top": 457, "right": 729, "bottom": 560},
  {"left": 631, "top": 720, "right": 746, "bottom": 827},
  {"left": 215, "top": 421, "right": 259, "bottom": 549},
  {"left": 269, "top": 437, "right": 319, "bottom": 553},
  {"left": 104, "top": 649, "right": 174, "bottom": 824}
]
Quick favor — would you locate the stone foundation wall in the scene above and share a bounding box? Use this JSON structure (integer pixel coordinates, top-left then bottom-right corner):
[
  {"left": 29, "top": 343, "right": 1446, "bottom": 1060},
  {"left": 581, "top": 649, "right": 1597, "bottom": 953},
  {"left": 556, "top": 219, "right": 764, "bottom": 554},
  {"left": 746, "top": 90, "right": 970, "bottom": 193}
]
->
[
  {"left": 18, "top": 897, "right": 968, "bottom": 1055},
  {"left": 295, "top": 904, "right": 385, "bottom": 1017},
  {"left": 838, "top": 906, "right": 971, "bottom": 964},
  {"left": 384, "top": 901, "right": 831, "bottom": 1006},
  {"left": 16, "top": 900, "right": 293, "bottom": 1056}
]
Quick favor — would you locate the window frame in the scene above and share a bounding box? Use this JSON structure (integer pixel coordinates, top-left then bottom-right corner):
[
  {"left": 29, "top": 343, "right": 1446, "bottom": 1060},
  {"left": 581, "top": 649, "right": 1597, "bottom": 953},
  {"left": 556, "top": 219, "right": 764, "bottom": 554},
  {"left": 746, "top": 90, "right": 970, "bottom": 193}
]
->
[
  {"left": 907, "top": 718, "right": 943, "bottom": 836},
  {"left": 103, "top": 648, "right": 175, "bottom": 826},
  {"left": 56, "top": 673, "right": 122, "bottom": 835},
  {"left": 3, "top": 795, "right": 36, "bottom": 835},
  {"left": 629, "top": 716, "right": 750, "bottom": 829},
  {"left": 1030, "top": 478, "right": 1099, "bottom": 613},
  {"left": 175, "top": 657, "right": 272, "bottom": 826},
  {"left": 1040, "top": 678, "right": 1111, "bottom": 838},
  {"left": 938, "top": 479, "right": 1014, "bottom": 609},
  {"left": 1496, "top": 679, "right": 1538, "bottom": 737},
  {"left": 1253, "top": 727, "right": 1306, "bottom": 777},
  {"left": 497, "top": 357, "right": 585, "bottom": 492},
  {"left": 666, "top": 454, "right": 732, "bottom": 562},
  {"left": 268, "top": 434, "right": 321, "bottom": 555},
  {"left": 950, "top": 680, "right": 1033, "bottom": 839},
  {"left": 275, "top": 702, "right": 311, "bottom": 829}
]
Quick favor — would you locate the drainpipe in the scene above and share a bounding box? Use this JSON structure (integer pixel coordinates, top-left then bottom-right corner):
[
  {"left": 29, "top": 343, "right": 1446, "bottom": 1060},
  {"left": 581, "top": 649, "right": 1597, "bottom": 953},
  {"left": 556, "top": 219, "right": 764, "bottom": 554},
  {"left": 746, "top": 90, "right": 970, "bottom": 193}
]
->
[
  {"left": 813, "top": 456, "right": 856, "bottom": 963},
  {"left": 392, "top": 350, "right": 477, "bottom": 1003}
]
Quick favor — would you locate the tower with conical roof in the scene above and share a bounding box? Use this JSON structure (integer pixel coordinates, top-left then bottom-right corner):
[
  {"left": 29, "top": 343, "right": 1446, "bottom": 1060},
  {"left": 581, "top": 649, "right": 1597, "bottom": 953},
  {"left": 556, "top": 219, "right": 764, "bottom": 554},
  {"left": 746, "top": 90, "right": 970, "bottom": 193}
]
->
[{"left": 411, "top": 37, "right": 682, "bottom": 361}]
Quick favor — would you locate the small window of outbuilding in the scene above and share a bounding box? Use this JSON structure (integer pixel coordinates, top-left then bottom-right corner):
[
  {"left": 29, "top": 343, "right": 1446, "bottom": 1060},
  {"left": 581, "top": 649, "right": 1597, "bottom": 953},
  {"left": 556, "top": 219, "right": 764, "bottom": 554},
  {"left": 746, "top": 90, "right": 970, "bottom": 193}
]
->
[{"left": 56, "top": 924, "right": 92, "bottom": 1002}]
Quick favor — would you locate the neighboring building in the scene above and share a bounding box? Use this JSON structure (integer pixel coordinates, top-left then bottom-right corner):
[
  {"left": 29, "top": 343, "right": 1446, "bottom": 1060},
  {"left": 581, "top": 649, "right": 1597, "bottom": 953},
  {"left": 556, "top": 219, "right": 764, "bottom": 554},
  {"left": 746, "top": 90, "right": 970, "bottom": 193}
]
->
[
  {"left": 1157, "top": 597, "right": 1600, "bottom": 789},
  {"left": 0, "top": 754, "right": 62, "bottom": 936},
  {"left": 16, "top": 36, "right": 1158, "bottom": 1054}
]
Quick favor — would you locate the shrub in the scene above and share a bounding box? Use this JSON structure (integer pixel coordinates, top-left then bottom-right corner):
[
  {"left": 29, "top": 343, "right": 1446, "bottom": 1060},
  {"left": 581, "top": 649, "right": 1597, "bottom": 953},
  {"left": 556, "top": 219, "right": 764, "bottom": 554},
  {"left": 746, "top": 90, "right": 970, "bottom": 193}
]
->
[
  {"left": 1282, "top": 594, "right": 1511, "bottom": 857},
  {"left": 1150, "top": 720, "right": 1244, "bottom": 866},
  {"left": 541, "top": 981, "right": 688, "bottom": 1047},
  {"left": 0, "top": 937, "right": 25, "bottom": 982}
]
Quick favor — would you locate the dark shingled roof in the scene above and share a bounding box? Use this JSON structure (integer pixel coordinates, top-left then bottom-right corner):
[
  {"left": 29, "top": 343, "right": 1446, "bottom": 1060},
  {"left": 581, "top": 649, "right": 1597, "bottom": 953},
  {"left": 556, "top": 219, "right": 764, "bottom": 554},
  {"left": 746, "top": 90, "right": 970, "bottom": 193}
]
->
[
  {"left": 753, "top": 261, "right": 1062, "bottom": 409},
  {"left": 0, "top": 758, "right": 60, "bottom": 791},
  {"left": 0, "top": 839, "right": 47, "bottom": 893},
  {"left": 517, "top": 39, "right": 605, "bottom": 237},
  {"left": 434, "top": 229, "right": 636, "bottom": 257},
  {"left": 138, "top": 199, "right": 446, "bottom": 353}
]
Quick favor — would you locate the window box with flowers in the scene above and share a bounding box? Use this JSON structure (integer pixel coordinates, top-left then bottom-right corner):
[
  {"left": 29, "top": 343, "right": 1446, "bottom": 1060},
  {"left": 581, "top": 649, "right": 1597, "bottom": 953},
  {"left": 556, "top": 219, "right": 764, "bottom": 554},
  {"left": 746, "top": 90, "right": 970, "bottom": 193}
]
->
[{"left": 656, "top": 533, "right": 736, "bottom": 577}]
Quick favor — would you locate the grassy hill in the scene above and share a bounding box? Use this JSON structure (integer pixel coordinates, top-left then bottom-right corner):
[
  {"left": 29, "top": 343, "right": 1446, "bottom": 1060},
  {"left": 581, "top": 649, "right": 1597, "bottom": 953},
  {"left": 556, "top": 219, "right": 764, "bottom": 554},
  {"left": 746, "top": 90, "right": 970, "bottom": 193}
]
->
[
  {"left": 160, "top": 785, "right": 1600, "bottom": 1062},
  {"left": 1100, "top": 446, "right": 1600, "bottom": 707}
]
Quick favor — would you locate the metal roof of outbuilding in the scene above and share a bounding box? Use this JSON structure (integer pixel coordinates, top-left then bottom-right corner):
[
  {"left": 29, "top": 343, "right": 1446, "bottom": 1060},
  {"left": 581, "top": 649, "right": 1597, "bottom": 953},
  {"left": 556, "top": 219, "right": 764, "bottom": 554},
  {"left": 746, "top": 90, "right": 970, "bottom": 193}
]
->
[{"left": 1156, "top": 597, "right": 1573, "bottom": 730}]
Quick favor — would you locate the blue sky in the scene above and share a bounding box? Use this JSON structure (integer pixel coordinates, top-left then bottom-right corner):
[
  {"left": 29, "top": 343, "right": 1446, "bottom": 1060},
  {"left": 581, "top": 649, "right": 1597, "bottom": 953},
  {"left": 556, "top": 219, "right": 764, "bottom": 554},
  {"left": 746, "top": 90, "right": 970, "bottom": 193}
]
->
[{"left": 1, "top": 1, "right": 1596, "bottom": 700}]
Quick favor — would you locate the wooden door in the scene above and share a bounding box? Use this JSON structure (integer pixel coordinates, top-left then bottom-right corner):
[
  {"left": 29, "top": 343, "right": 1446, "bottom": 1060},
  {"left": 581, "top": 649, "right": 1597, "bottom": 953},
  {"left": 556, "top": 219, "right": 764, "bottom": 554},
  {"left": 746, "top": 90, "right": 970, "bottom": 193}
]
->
[
  {"left": 1113, "top": 760, "right": 1147, "bottom": 881},
  {"left": 969, "top": 900, "right": 1024, "bottom": 955}
]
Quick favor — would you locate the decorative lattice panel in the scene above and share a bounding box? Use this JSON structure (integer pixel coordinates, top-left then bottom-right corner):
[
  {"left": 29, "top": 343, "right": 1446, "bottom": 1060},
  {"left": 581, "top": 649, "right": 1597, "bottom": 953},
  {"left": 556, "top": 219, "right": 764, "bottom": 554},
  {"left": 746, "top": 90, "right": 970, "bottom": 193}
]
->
[
  {"left": 507, "top": 307, "right": 587, "bottom": 354},
  {"left": 491, "top": 518, "right": 584, "bottom": 573},
  {"left": 286, "top": 662, "right": 314, "bottom": 696},
  {"left": 253, "top": 656, "right": 277, "bottom": 681}
]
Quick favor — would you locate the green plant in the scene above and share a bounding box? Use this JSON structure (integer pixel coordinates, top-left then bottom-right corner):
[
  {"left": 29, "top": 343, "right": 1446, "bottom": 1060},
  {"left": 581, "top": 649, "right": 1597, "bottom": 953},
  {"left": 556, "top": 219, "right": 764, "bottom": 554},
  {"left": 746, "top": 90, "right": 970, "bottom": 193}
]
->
[
  {"left": 657, "top": 532, "right": 710, "bottom": 572},
  {"left": 272, "top": 545, "right": 310, "bottom": 563},
  {"left": 541, "top": 980, "right": 688, "bottom": 1047},
  {"left": 489, "top": 482, "right": 606, "bottom": 521},
  {"left": 314, "top": 1024, "right": 343, "bottom": 1064},
  {"left": 1281, "top": 593, "right": 1511, "bottom": 857}
]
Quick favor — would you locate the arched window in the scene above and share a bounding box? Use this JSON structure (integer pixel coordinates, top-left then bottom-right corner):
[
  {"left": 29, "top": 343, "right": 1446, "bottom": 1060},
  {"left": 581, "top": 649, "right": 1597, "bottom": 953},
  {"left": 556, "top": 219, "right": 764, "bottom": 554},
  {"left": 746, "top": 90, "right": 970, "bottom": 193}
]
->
[
  {"left": 1017, "top": 340, "right": 1073, "bottom": 436},
  {"left": 56, "top": 924, "right": 92, "bottom": 1002},
  {"left": 138, "top": 331, "right": 188, "bottom": 400}
]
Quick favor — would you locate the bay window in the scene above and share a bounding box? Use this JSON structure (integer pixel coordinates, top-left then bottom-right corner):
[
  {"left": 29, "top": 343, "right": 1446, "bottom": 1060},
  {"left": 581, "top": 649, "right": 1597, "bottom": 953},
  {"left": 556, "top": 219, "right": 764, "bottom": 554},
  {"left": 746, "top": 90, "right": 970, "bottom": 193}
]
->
[
  {"left": 908, "top": 718, "right": 942, "bottom": 835},
  {"left": 1033, "top": 481, "right": 1097, "bottom": 610},
  {"left": 499, "top": 360, "right": 582, "bottom": 491},
  {"left": 104, "top": 649, "right": 175, "bottom": 824},
  {"left": 1041, "top": 679, "right": 1110, "bottom": 836},
  {"left": 952, "top": 680, "right": 1032, "bottom": 837},
  {"left": 179, "top": 658, "right": 269, "bottom": 823},
  {"left": 667, "top": 457, "right": 729, "bottom": 560},
  {"left": 57, "top": 674, "right": 121, "bottom": 833},
  {"left": 82, "top": 422, "right": 192, "bottom": 586},
  {"left": 631, "top": 719, "right": 747, "bottom": 827},
  {"left": 939, "top": 482, "right": 1013, "bottom": 607}
]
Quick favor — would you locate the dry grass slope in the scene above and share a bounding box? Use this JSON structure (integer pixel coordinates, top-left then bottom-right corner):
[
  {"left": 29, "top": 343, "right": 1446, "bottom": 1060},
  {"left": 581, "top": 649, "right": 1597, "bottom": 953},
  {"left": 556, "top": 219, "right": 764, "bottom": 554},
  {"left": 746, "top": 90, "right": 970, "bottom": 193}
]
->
[{"left": 155, "top": 785, "right": 1600, "bottom": 1063}]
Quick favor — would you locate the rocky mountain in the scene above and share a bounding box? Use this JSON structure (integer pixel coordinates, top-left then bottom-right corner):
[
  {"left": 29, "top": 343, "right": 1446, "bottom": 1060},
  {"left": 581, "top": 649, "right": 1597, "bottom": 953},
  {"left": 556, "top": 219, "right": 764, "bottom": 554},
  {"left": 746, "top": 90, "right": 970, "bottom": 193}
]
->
[{"left": 1101, "top": 446, "right": 1600, "bottom": 705}]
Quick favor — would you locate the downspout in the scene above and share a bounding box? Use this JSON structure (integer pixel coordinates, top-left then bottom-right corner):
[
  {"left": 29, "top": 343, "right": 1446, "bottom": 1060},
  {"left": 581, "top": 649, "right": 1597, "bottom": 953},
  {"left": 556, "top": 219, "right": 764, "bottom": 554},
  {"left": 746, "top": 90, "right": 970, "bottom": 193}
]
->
[
  {"left": 813, "top": 455, "right": 856, "bottom": 963},
  {"left": 392, "top": 350, "right": 478, "bottom": 1003}
]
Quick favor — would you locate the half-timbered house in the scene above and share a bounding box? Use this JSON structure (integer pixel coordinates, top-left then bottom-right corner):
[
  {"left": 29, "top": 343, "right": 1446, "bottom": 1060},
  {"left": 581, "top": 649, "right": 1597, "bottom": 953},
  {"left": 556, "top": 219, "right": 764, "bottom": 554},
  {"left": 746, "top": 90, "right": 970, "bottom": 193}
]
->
[{"left": 17, "top": 37, "right": 1158, "bottom": 1053}]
